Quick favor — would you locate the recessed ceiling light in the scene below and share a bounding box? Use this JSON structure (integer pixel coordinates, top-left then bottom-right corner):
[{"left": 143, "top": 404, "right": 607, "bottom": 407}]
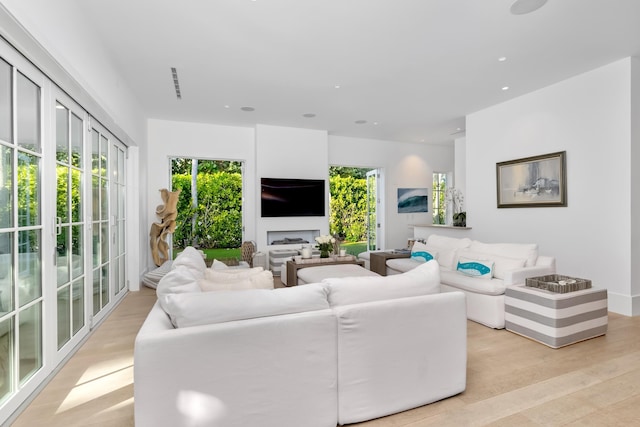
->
[
  {"left": 510, "top": 0, "right": 547, "bottom": 15},
  {"left": 240, "top": 106, "right": 255, "bottom": 112},
  {"left": 498, "top": 56, "right": 507, "bottom": 62},
  {"left": 373, "top": 122, "right": 379, "bottom": 125},
  {"left": 334, "top": 85, "right": 341, "bottom": 89},
  {"left": 303, "top": 113, "right": 316, "bottom": 118},
  {"left": 354, "top": 120, "right": 367, "bottom": 124},
  {"left": 502, "top": 86, "right": 510, "bottom": 91},
  {"left": 224, "top": 105, "right": 230, "bottom": 109}
]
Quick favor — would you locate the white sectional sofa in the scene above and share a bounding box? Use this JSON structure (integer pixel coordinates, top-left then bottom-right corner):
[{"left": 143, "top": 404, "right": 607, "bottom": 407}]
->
[
  {"left": 134, "top": 249, "right": 467, "bottom": 427},
  {"left": 359, "top": 234, "right": 556, "bottom": 329}
]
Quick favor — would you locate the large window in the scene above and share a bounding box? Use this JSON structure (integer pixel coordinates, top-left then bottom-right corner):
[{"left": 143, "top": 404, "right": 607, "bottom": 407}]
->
[
  {"left": 170, "top": 158, "right": 243, "bottom": 262},
  {"left": 432, "top": 172, "right": 447, "bottom": 224}
]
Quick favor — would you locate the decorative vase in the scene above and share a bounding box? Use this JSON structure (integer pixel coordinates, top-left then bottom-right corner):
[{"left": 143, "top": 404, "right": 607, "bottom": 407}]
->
[
  {"left": 320, "top": 249, "right": 330, "bottom": 258},
  {"left": 452, "top": 212, "right": 467, "bottom": 227}
]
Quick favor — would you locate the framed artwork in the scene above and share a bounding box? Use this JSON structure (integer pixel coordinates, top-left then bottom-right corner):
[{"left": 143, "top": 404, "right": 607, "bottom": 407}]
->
[
  {"left": 496, "top": 151, "right": 567, "bottom": 208},
  {"left": 397, "top": 188, "right": 428, "bottom": 213}
]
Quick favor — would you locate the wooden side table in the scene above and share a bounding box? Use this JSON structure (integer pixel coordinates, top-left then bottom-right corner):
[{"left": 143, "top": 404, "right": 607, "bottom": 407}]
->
[
  {"left": 369, "top": 251, "right": 411, "bottom": 276},
  {"left": 285, "top": 257, "right": 364, "bottom": 286}
]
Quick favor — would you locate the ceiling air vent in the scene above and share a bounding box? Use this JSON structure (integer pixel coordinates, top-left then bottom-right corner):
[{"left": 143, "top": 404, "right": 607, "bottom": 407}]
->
[{"left": 171, "top": 67, "right": 182, "bottom": 100}]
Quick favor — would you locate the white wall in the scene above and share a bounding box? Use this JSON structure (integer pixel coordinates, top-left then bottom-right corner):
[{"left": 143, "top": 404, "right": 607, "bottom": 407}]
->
[
  {"left": 0, "top": 0, "right": 146, "bottom": 145},
  {"left": 631, "top": 57, "right": 640, "bottom": 308},
  {"left": 256, "top": 125, "right": 329, "bottom": 252},
  {"left": 329, "top": 136, "right": 454, "bottom": 250},
  {"left": 145, "top": 120, "right": 454, "bottom": 270},
  {"left": 466, "top": 58, "right": 637, "bottom": 315}
]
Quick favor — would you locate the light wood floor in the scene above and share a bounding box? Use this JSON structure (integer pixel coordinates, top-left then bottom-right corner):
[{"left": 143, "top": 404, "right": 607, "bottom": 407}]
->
[{"left": 11, "top": 285, "right": 640, "bottom": 426}]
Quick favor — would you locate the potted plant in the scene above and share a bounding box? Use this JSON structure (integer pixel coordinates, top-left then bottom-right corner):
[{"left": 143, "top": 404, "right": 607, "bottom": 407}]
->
[
  {"left": 446, "top": 188, "right": 466, "bottom": 227},
  {"left": 315, "top": 235, "right": 336, "bottom": 258}
]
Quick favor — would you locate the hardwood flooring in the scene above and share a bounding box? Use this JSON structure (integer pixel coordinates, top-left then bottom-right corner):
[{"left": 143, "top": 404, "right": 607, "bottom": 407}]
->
[{"left": 11, "top": 284, "right": 640, "bottom": 426}]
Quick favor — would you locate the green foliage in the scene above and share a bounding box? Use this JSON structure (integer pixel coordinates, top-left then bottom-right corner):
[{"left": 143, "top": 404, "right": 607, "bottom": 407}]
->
[
  {"left": 329, "top": 175, "right": 367, "bottom": 242},
  {"left": 329, "top": 166, "right": 367, "bottom": 179},
  {"left": 432, "top": 173, "right": 447, "bottom": 224},
  {"left": 172, "top": 171, "right": 242, "bottom": 249},
  {"left": 172, "top": 159, "right": 241, "bottom": 175}
]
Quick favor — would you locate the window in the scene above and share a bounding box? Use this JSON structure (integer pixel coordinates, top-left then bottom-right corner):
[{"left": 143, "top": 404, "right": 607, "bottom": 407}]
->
[{"left": 432, "top": 173, "right": 447, "bottom": 224}]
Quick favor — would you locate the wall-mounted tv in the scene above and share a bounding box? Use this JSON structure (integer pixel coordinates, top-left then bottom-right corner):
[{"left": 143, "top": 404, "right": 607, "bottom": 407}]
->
[{"left": 261, "top": 178, "right": 325, "bottom": 217}]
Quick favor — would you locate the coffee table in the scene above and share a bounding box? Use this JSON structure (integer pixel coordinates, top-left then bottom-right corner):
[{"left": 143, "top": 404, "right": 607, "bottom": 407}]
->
[
  {"left": 369, "top": 251, "right": 410, "bottom": 276},
  {"left": 285, "top": 256, "right": 365, "bottom": 286}
]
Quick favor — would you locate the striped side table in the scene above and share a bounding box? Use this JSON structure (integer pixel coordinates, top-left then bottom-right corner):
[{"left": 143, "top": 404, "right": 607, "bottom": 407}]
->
[{"left": 505, "top": 284, "right": 608, "bottom": 348}]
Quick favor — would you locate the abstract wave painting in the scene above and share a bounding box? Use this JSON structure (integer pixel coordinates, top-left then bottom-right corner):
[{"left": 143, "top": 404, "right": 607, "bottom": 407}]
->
[{"left": 397, "top": 188, "right": 428, "bottom": 213}]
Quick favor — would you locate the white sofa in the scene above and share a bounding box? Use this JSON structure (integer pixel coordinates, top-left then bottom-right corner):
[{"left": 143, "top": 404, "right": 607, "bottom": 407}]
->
[
  {"left": 359, "top": 234, "right": 556, "bottom": 329},
  {"left": 134, "top": 251, "right": 467, "bottom": 427}
]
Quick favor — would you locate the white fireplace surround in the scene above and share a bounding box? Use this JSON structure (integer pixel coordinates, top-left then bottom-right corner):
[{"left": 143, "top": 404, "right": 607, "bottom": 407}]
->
[{"left": 267, "top": 230, "right": 321, "bottom": 246}]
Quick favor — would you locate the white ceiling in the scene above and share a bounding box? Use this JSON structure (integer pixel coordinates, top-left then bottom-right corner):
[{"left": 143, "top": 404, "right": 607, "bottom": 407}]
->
[{"left": 77, "top": 0, "right": 640, "bottom": 145}]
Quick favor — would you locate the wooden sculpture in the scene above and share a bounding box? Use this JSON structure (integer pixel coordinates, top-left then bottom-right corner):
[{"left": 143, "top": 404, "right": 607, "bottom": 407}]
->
[{"left": 150, "top": 188, "right": 181, "bottom": 266}]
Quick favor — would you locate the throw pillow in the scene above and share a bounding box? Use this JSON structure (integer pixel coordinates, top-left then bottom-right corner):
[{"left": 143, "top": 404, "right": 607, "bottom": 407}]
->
[
  {"left": 210, "top": 259, "right": 229, "bottom": 270},
  {"left": 160, "top": 283, "right": 329, "bottom": 328},
  {"left": 172, "top": 247, "right": 207, "bottom": 275},
  {"left": 156, "top": 265, "right": 204, "bottom": 297},
  {"left": 199, "top": 270, "right": 275, "bottom": 291},
  {"left": 456, "top": 249, "right": 526, "bottom": 280},
  {"left": 456, "top": 256, "right": 493, "bottom": 279},
  {"left": 203, "top": 266, "right": 265, "bottom": 282},
  {"left": 410, "top": 241, "right": 438, "bottom": 262}
]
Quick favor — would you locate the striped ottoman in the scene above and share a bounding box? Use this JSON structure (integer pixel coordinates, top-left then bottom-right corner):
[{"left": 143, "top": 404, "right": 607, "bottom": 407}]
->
[{"left": 505, "top": 284, "right": 608, "bottom": 348}]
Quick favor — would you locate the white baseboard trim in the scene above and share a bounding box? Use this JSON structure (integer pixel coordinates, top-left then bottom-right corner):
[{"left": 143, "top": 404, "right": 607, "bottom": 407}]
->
[{"left": 607, "top": 291, "right": 640, "bottom": 316}]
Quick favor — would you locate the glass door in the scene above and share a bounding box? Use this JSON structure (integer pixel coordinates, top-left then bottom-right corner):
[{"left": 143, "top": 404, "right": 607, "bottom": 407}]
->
[
  {"left": 90, "top": 122, "right": 111, "bottom": 319},
  {"left": 365, "top": 169, "right": 379, "bottom": 251},
  {"left": 0, "top": 56, "right": 44, "bottom": 402},
  {"left": 111, "top": 142, "right": 126, "bottom": 296},
  {"left": 54, "top": 96, "right": 86, "bottom": 350}
]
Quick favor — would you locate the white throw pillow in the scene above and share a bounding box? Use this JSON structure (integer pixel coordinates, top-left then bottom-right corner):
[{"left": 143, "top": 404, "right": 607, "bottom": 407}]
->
[
  {"left": 203, "top": 267, "right": 265, "bottom": 282},
  {"left": 410, "top": 241, "right": 438, "bottom": 262},
  {"left": 210, "top": 259, "right": 229, "bottom": 270},
  {"left": 456, "top": 256, "right": 493, "bottom": 279},
  {"left": 323, "top": 260, "right": 440, "bottom": 307},
  {"left": 156, "top": 265, "right": 204, "bottom": 297},
  {"left": 172, "top": 247, "right": 207, "bottom": 275},
  {"left": 160, "top": 283, "right": 330, "bottom": 328},
  {"left": 468, "top": 240, "right": 538, "bottom": 267},
  {"left": 422, "top": 244, "right": 457, "bottom": 270},
  {"left": 456, "top": 249, "right": 526, "bottom": 280},
  {"left": 426, "top": 235, "right": 472, "bottom": 249},
  {"left": 199, "top": 270, "right": 274, "bottom": 291}
]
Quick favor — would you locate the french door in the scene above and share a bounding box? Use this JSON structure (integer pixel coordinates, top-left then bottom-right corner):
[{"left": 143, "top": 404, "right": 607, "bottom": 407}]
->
[
  {"left": 0, "top": 38, "right": 129, "bottom": 422},
  {"left": 0, "top": 49, "right": 45, "bottom": 410},
  {"left": 366, "top": 169, "right": 380, "bottom": 251},
  {"left": 54, "top": 94, "right": 87, "bottom": 351},
  {"left": 90, "top": 121, "right": 127, "bottom": 323}
]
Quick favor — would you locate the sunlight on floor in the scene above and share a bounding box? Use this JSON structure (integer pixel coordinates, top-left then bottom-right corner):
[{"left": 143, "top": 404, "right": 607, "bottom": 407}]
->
[
  {"left": 56, "top": 360, "right": 133, "bottom": 413},
  {"left": 76, "top": 355, "right": 133, "bottom": 385}
]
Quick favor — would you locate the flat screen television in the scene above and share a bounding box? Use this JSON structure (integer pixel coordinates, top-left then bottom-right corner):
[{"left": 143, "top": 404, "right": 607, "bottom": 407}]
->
[{"left": 261, "top": 178, "right": 325, "bottom": 217}]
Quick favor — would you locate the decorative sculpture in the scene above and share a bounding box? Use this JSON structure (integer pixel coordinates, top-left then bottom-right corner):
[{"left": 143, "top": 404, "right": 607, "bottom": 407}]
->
[{"left": 150, "top": 188, "right": 181, "bottom": 266}]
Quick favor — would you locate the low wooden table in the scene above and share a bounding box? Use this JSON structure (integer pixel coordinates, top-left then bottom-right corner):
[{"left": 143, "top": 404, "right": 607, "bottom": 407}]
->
[
  {"left": 285, "top": 256, "right": 364, "bottom": 286},
  {"left": 369, "top": 251, "right": 410, "bottom": 276}
]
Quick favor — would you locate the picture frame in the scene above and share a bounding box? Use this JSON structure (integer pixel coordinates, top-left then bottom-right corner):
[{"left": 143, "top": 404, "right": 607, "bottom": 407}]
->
[
  {"left": 397, "top": 187, "right": 428, "bottom": 213},
  {"left": 496, "top": 151, "right": 567, "bottom": 208}
]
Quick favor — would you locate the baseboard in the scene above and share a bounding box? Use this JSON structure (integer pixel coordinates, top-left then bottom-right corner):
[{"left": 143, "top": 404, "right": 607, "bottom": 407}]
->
[{"left": 607, "top": 291, "right": 640, "bottom": 316}]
